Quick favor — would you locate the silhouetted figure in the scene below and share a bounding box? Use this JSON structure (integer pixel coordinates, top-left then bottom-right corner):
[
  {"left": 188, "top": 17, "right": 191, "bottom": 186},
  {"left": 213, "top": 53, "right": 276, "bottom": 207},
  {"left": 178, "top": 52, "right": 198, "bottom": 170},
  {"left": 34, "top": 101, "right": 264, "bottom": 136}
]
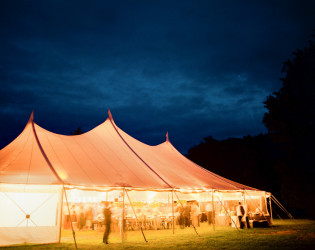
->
[
  {"left": 102, "top": 201, "right": 112, "bottom": 244},
  {"left": 205, "top": 202, "right": 214, "bottom": 225},
  {"left": 236, "top": 202, "right": 245, "bottom": 229},
  {"left": 175, "top": 202, "right": 184, "bottom": 229},
  {"left": 191, "top": 201, "right": 200, "bottom": 227},
  {"left": 183, "top": 202, "right": 191, "bottom": 227},
  {"left": 78, "top": 205, "right": 86, "bottom": 230},
  {"left": 244, "top": 203, "right": 250, "bottom": 228}
]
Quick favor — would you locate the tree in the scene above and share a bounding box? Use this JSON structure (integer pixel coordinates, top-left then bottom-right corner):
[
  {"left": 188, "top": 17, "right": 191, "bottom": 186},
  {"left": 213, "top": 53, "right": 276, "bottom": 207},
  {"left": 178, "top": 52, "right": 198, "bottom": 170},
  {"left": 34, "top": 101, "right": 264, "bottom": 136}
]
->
[
  {"left": 70, "top": 127, "right": 83, "bottom": 135},
  {"left": 263, "top": 38, "right": 315, "bottom": 149},
  {"left": 186, "top": 134, "right": 281, "bottom": 194},
  {"left": 263, "top": 36, "right": 315, "bottom": 217}
]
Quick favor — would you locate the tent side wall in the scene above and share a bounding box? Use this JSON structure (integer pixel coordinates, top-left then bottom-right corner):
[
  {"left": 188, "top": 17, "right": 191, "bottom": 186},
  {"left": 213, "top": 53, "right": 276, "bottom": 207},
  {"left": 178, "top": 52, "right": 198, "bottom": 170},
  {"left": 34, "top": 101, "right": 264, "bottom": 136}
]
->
[{"left": 0, "top": 184, "right": 63, "bottom": 246}]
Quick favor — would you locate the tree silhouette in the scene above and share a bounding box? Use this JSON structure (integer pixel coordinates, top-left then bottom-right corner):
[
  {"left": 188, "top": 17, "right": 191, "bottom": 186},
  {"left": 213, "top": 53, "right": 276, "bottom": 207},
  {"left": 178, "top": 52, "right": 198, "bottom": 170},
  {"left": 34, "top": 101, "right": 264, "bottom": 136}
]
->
[
  {"left": 263, "top": 37, "right": 315, "bottom": 150},
  {"left": 187, "top": 34, "right": 315, "bottom": 218},
  {"left": 263, "top": 36, "right": 315, "bottom": 217},
  {"left": 186, "top": 134, "right": 281, "bottom": 196},
  {"left": 70, "top": 127, "right": 83, "bottom": 135}
]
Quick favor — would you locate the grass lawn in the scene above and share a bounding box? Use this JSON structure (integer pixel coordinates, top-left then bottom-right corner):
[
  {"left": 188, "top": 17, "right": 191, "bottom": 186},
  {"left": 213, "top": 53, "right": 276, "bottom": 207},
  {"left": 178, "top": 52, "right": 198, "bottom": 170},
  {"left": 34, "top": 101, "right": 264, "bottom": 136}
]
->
[{"left": 2, "top": 219, "right": 314, "bottom": 249}]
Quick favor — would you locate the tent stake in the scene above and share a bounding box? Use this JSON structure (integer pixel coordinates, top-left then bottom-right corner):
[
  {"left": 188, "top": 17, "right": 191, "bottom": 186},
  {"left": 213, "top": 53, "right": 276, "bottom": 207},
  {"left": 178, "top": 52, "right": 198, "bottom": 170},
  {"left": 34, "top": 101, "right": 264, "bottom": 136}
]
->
[
  {"left": 125, "top": 189, "right": 148, "bottom": 242},
  {"left": 174, "top": 191, "right": 199, "bottom": 236},
  {"left": 63, "top": 186, "right": 78, "bottom": 249}
]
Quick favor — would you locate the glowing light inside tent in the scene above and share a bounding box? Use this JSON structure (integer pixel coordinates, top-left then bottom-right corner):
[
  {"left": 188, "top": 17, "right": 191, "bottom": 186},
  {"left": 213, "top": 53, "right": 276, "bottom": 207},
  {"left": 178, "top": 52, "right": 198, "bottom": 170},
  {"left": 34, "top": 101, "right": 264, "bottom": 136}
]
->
[
  {"left": 146, "top": 191, "right": 156, "bottom": 203},
  {"left": 191, "top": 193, "right": 200, "bottom": 200},
  {"left": 0, "top": 191, "right": 59, "bottom": 227},
  {"left": 58, "top": 171, "right": 68, "bottom": 180}
]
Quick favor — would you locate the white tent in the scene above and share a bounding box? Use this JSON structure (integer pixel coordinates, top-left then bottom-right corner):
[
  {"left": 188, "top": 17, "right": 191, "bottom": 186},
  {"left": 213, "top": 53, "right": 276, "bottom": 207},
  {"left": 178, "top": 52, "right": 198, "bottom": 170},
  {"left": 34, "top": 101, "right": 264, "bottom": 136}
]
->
[{"left": 0, "top": 111, "right": 270, "bottom": 246}]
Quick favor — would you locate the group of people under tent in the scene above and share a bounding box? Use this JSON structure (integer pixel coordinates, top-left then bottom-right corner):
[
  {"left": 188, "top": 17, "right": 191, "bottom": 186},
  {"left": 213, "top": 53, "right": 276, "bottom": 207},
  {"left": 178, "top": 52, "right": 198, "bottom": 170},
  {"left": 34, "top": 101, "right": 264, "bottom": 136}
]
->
[{"left": 62, "top": 198, "right": 266, "bottom": 233}]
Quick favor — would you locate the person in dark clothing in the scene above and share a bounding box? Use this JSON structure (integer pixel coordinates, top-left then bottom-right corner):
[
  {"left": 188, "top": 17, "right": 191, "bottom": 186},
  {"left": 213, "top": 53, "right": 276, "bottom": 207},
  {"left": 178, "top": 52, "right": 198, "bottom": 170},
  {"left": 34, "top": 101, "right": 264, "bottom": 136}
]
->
[
  {"left": 236, "top": 202, "right": 245, "bottom": 229},
  {"left": 102, "top": 201, "right": 112, "bottom": 244},
  {"left": 78, "top": 205, "right": 86, "bottom": 231},
  {"left": 183, "top": 202, "right": 191, "bottom": 227},
  {"left": 175, "top": 202, "right": 184, "bottom": 229}
]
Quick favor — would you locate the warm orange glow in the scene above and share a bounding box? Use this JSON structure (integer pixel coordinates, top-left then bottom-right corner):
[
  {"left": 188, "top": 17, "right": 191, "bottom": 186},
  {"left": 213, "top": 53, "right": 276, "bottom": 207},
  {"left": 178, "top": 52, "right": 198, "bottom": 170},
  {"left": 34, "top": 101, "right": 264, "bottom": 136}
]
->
[{"left": 146, "top": 191, "right": 156, "bottom": 203}]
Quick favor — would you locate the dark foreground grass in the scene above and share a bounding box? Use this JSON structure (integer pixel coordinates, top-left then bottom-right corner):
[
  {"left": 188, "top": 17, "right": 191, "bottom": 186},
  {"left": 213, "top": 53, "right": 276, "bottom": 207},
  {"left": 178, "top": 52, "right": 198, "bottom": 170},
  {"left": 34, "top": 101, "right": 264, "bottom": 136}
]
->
[{"left": 2, "top": 219, "right": 314, "bottom": 249}]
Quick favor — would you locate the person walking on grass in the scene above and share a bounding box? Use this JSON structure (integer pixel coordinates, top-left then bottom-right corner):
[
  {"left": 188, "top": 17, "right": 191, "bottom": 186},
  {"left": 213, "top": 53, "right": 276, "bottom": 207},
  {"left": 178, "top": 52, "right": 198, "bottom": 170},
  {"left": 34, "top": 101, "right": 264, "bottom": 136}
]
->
[
  {"left": 102, "top": 201, "right": 112, "bottom": 244},
  {"left": 236, "top": 202, "right": 245, "bottom": 229}
]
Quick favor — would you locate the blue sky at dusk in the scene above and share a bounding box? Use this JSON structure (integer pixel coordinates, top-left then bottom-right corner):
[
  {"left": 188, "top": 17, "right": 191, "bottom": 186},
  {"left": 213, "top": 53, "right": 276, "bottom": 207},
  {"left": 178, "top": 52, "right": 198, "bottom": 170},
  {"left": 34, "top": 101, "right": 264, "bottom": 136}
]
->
[{"left": 1, "top": 0, "right": 315, "bottom": 153}]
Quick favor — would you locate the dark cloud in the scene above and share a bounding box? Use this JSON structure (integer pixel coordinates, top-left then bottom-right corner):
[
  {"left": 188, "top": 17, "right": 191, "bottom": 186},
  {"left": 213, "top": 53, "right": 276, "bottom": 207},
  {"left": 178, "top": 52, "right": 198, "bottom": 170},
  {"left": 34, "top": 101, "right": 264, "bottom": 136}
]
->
[{"left": 0, "top": 0, "right": 314, "bottom": 153}]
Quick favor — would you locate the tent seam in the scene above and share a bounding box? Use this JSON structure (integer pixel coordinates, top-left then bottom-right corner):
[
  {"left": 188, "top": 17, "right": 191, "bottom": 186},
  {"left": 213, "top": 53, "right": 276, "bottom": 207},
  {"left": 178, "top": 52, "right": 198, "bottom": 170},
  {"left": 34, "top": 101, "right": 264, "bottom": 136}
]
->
[
  {"left": 25, "top": 136, "right": 34, "bottom": 185},
  {"left": 55, "top": 134, "right": 96, "bottom": 185},
  {"left": 0, "top": 126, "right": 32, "bottom": 172},
  {"left": 41, "top": 131, "right": 75, "bottom": 184},
  {"left": 105, "top": 127, "right": 151, "bottom": 186},
  {"left": 165, "top": 142, "right": 246, "bottom": 190},
  {"left": 108, "top": 118, "right": 172, "bottom": 188},
  {"left": 72, "top": 135, "right": 112, "bottom": 184},
  {"left": 32, "top": 122, "right": 63, "bottom": 184}
]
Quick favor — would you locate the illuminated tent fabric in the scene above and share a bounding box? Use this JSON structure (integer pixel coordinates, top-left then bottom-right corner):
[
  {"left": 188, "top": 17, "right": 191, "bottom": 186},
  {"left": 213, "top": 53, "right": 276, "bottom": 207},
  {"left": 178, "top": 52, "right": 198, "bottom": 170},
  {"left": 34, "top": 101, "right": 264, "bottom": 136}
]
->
[
  {"left": 0, "top": 111, "right": 257, "bottom": 191},
  {"left": 0, "top": 111, "right": 261, "bottom": 246}
]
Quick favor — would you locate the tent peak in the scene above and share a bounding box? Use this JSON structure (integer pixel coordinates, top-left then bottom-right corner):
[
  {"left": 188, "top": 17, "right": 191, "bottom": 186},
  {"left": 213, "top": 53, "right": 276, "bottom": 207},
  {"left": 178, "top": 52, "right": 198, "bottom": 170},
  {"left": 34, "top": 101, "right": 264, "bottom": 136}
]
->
[
  {"left": 28, "top": 111, "right": 34, "bottom": 124},
  {"left": 108, "top": 109, "right": 113, "bottom": 120},
  {"left": 166, "top": 131, "right": 169, "bottom": 142}
]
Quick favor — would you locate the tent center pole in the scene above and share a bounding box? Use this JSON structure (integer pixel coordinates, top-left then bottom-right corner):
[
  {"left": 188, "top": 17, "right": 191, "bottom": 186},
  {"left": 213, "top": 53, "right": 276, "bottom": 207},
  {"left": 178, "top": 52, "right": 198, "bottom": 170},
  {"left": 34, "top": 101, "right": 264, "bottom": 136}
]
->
[
  {"left": 172, "top": 189, "right": 175, "bottom": 234},
  {"left": 269, "top": 195, "right": 273, "bottom": 224},
  {"left": 58, "top": 187, "right": 64, "bottom": 243},
  {"left": 215, "top": 193, "right": 240, "bottom": 232},
  {"left": 63, "top": 185, "right": 78, "bottom": 249},
  {"left": 121, "top": 188, "right": 125, "bottom": 242},
  {"left": 125, "top": 189, "right": 148, "bottom": 242},
  {"left": 174, "top": 192, "right": 199, "bottom": 236},
  {"left": 211, "top": 189, "right": 215, "bottom": 231}
]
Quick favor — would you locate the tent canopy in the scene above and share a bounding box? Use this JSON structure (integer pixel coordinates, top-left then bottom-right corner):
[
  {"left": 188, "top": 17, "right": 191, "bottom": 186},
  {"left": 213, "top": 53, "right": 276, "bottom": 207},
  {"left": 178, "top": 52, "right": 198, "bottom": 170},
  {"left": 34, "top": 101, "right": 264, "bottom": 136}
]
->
[{"left": 0, "top": 111, "right": 257, "bottom": 192}]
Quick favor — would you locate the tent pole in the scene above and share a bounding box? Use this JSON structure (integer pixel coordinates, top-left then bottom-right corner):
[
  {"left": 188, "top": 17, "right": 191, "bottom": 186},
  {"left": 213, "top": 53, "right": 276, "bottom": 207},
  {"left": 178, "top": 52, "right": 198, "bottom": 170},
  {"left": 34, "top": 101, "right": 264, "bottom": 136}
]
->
[
  {"left": 174, "top": 192, "right": 199, "bottom": 236},
  {"left": 270, "top": 195, "right": 294, "bottom": 221},
  {"left": 125, "top": 189, "right": 148, "bottom": 242},
  {"left": 172, "top": 189, "right": 175, "bottom": 234},
  {"left": 211, "top": 189, "right": 215, "bottom": 231},
  {"left": 215, "top": 192, "right": 240, "bottom": 232},
  {"left": 271, "top": 195, "right": 294, "bottom": 220},
  {"left": 121, "top": 188, "right": 125, "bottom": 242},
  {"left": 63, "top": 185, "right": 78, "bottom": 249},
  {"left": 243, "top": 190, "right": 250, "bottom": 229},
  {"left": 269, "top": 195, "right": 273, "bottom": 224},
  {"left": 58, "top": 187, "right": 64, "bottom": 243},
  {"left": 243, "top": 190, "right": 246, "bottom": 204}
]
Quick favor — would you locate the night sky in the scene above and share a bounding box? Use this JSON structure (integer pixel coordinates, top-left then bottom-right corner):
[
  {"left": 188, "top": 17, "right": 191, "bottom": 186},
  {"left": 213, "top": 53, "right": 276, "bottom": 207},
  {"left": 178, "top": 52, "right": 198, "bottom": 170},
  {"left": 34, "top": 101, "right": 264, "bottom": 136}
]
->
[{"left": 1, "top": 0, "right": 315, "bottom": 153}]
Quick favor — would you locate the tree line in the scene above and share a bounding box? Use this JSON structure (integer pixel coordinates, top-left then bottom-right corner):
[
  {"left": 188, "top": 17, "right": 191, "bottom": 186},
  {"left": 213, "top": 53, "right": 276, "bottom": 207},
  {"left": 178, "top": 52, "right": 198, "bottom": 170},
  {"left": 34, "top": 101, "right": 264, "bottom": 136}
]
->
[{"left": 186, "top": 34, "right": 315, "bottom": 218}]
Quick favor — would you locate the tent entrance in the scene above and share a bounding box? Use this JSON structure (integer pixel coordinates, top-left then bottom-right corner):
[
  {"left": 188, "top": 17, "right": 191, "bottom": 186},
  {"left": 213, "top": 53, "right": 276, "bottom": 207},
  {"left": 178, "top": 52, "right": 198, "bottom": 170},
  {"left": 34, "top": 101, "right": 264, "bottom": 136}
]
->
[{"left": 0, "top": 184, "right": 63, "bottom": 246}]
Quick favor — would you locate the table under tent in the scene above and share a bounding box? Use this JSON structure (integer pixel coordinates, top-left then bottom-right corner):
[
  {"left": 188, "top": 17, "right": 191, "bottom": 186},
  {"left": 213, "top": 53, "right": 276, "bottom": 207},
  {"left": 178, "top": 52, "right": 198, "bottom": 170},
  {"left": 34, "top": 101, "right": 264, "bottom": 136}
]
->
[{"left": 0, "top": 111, "right": 272, "bottom": 247}]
